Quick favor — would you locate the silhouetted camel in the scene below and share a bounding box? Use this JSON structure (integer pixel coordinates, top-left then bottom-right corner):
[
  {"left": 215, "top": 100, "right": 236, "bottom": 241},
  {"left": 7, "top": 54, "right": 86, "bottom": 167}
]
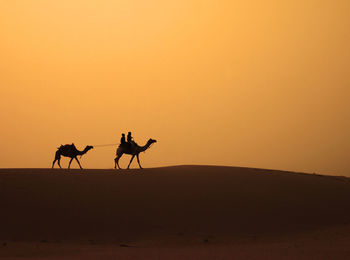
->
[
  {"left": 52, "top": 144, "right": 94, "bottom": 169},
  {"left": 114, "top": 138, "right": 156, "bottom": 169}
]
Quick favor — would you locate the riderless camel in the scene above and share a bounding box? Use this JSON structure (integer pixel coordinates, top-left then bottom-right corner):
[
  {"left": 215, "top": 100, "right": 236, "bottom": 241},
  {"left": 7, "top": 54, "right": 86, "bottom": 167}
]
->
[{"left": 52, "top": 144, "right": 93, "bottom": 169}]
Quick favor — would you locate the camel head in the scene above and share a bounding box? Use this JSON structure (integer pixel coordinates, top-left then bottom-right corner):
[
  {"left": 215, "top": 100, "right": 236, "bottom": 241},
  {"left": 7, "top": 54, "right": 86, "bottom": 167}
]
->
[
  {"left": 148, "top": 138, "right": 157, "bottom": 146},
  {"left": 84, "top": 145, "right": 94, "bottom": 152}
]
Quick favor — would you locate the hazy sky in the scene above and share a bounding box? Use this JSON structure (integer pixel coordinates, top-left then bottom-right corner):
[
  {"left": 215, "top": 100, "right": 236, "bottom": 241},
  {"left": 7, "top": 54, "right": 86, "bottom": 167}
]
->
[{"left": 1, "top": 0, "right": 349, "bottom": 175}]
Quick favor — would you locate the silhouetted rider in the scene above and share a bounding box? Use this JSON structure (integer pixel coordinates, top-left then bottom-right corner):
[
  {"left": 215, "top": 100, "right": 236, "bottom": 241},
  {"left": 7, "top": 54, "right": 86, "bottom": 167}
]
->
[
  {"left": 127, "top": 132, "right": 135, "bottom": 148},
  {"left": 127, "top": 132, "right": 133, "bottom": 143},
  {"left": 120, "top": 133, "right": 126, "bottom": 144}
]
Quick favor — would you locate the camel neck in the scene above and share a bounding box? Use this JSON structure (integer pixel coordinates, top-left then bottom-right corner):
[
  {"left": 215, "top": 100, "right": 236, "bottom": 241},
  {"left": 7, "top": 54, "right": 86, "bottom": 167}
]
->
[
  {"left": 77, "top": 148, "right": 88, "bottom": 155},
  {"left": 140, "top": 142, "right": 152, "bottom": 152}
]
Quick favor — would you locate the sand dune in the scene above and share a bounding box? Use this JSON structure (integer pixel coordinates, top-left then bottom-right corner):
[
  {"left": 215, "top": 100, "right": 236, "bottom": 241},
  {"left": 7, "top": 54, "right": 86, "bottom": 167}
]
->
[{"left": 1, "top": 165, "right": 350, "bottom": 259}]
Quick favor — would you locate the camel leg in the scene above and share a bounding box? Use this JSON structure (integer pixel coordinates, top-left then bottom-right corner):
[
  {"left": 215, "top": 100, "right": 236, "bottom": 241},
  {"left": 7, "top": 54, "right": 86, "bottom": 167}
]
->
[
  {"left": 136, "top": 154, "right": 143, "bottom": 169},
  {"left": 75, "top": 157, "right": 83, "bottom": 169},
  {"left": 68, "top": 157, "right": 74, "bottom": 169},
  {"left": 127, "top": 155, "right": 135, "bottom": 169},
  {"left": 52, "top": 159, "right": 57, "bottom": 168},
  {"left": 52, "top": 152, "right": 61, "bottom": 169},
  {"left": 58, "top": 158, "right": 62, "bottom": 169},
  {"left": 114, "top": 154, "right": 122, "bottom": 169}
]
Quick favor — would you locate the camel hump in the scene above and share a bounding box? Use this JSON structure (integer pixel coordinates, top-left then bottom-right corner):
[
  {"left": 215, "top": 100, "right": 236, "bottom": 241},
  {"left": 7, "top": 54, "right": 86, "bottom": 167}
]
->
[{"left": 58, "top": 143, "right": 77, "bottom": 152}]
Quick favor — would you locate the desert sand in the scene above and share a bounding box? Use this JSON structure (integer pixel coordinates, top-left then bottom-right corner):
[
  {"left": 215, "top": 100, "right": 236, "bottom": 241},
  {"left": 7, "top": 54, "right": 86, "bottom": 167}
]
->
[{"left": 1, "top": 165, "right": 350, "bottom": 259}]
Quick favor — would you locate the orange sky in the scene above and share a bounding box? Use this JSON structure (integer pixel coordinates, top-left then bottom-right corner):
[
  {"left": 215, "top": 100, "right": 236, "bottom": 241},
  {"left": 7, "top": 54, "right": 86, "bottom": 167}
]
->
[{"left": 1, "top": 0, "right": 349, "bottom": 175}]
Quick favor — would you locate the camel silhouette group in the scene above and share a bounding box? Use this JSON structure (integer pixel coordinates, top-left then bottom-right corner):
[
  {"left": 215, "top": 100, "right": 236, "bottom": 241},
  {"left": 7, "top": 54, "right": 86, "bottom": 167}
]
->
[{"left": 52, "top": 138, "right": 156, "bottom": 169}]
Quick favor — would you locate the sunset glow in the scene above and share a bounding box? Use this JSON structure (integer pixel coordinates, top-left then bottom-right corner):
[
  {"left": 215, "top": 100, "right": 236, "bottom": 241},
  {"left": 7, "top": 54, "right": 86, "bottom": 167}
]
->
[{"left": 1, "top": 0, "right": 349, "bottom": 174}]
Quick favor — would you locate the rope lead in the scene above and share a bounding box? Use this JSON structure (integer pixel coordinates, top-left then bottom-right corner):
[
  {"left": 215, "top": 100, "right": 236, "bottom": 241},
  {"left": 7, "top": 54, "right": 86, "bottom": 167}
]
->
[{"left": 93, "top": 143, "right": 119, "bottom": 148}]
